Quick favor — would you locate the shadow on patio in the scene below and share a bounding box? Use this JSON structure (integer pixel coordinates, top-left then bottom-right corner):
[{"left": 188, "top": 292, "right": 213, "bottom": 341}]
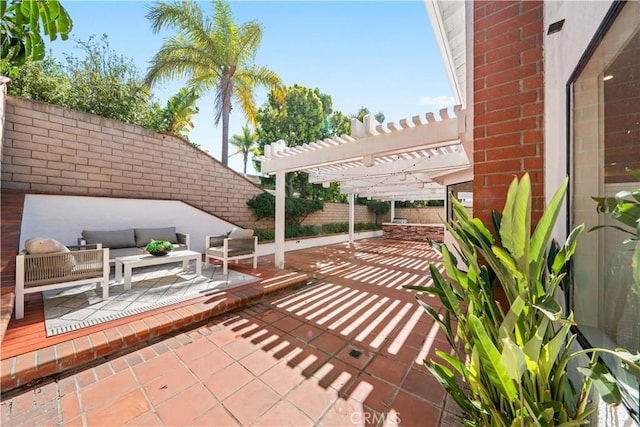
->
[{"left": 1, "top": 238, "right": 463, "bottom": 426}]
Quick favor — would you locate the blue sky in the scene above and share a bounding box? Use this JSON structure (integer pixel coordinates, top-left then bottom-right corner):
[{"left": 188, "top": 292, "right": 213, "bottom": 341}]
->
[{"left": 48, "top": 1, "right": 453, "bottom": 174}]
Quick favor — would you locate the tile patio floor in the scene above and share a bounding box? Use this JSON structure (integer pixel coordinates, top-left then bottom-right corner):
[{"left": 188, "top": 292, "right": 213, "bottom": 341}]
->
[{"left": 1, "top": 238, "right": 463, "bottom": 426}]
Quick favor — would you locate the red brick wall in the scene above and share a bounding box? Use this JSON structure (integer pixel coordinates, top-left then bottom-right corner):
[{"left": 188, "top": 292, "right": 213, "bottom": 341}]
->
[{"left": 473, "top": 1, "right": 545, "bottom": 225}]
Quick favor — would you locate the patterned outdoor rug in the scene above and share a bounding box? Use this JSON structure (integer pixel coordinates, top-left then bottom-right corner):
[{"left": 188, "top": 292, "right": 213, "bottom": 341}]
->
[{"left": 43, "top": 263, "right": 259, "bottom": 337}]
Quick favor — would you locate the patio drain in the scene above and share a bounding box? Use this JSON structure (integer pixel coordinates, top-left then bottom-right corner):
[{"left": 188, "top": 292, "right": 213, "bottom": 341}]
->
[{"left": 349, "top": 349, "right": 362, "bottom": 359}]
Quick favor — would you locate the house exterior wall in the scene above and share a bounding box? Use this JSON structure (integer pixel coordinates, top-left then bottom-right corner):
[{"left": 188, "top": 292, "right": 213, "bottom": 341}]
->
[
  {"left": 1, "top": 96, "right": 264, "bottom": 227},
  {"left": 472, "top": 1, "right": 545, "bottom": 225}
]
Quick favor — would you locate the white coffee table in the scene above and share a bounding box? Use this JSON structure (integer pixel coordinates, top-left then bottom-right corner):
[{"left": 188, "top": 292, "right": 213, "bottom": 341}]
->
[{"left": 115, "top": 250, "right": 202, "bottom": 290}]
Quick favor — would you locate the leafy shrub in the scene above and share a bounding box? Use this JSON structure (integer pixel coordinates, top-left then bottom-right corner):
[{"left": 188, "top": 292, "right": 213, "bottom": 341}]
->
[{"left": 247, "top": 193, "right": 323, "bottom": 225}]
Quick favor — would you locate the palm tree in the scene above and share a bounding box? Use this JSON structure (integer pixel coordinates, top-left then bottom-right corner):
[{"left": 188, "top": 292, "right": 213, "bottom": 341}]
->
[
  {"left": 230, "top": 125, "right": 258, "bottom": 174},
  {"left": 162, "top": 87, "right": 199, "bottom": 138},
  {"left": 144, "top": 0, "right": 281, "bottom": 166}
]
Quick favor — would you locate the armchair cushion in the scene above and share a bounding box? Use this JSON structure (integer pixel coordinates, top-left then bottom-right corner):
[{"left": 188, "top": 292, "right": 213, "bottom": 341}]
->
[
  {"left": 228, "top": 227, "right": 254, "bottom": 239},
  {"left": 82, "top": 229, "right": 136, "bottom": 249},
  {"left": 134, "top": 227, "right": 178, "bottom": 247},
  {"left": 24, "top": 237, "right": 69, "bottom": 254}
]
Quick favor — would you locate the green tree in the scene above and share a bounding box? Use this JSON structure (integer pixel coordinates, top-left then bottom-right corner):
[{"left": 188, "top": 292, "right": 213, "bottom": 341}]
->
[
  {"left": 161, "top": 87, "right": 199, "bottom": 138},
  {"left": 230, "top": 125, "right": 258, "bottom": 174},
  {"left": 7, "top": 35, "right": 165, "bottom": 132},
  {"left": 355, "top": 106, "right": 385, "bottom": 124},
  {"left": 256, "top": 84, "right": 330, "bottom": 197},
  {"left": 6, "top": 56, "right": 69, "bottom": 104},
  {"left": 63, "top": 35, "right": 162, "bottom": 130},
  {"left": 1, "top": 0, "right": 72, "bottom": 74},
  {"left": 145, "top": 0, "right": 281, "bottom": 166}
]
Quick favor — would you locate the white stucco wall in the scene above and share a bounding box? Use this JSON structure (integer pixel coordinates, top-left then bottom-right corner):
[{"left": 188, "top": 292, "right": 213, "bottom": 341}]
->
[
  {"left": 20, "top": 194, "right": 237, "bottom": 254},
  {"left": 543, "top": 0, "right": 613, "bottom": 243},
  {"left": 20, "top": 194, "right": 383, "bottom": 257}
]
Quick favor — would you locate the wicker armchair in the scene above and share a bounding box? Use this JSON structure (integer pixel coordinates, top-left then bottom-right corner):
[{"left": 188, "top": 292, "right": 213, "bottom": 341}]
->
[
  {"left": 205, "top": 233, "right": 257, "bottom": 275},
  {"left": 15, "top": 245, "right": 110, "bottom": 319}
]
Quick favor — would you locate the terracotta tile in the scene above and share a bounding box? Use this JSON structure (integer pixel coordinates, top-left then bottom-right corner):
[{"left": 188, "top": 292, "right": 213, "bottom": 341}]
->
[
  {"left": 91, "top": 363, "right": 113, "bottom": 381},
  {"left": 222, "top": 336, "right": 258, "bottom": 360},
  {"left": 9, "top": 390, "right": 34, "bottom": 416},
  {"left": 207, "top": 327, "right": 241, "bottom": 347},
  {"left": 75, "top": 368, "right": 97, "bottom": 388},
  {"left": 367, "top": 354, "right": 411, "bottom": 386},
  {"left": 137, "top": 346, "right": 156, "bottom": 361},
  {"left": 313, "top": 359, "right": 359, "bottom": 394},
  {"left": 60, "top": 390, "right": 81, "bottom": 423},
  {"left": 142, "top": 364, "right": 197, "bottom": 407},
  {"left": 88, "top": 332, "right": 110, "bottom": 357},
  {"left": 191, "top": 404, "right": 241, "bottom": 427},
  {"left": 35, "top": 346, "right": 56, "bottom": 371},
  {"left": 108, "top": 355, "right": 129, "bottom": 373},
  {"left": 286, "top": 378, "right": 338, "bottom": 422},
  {"left": 222, "top": 379, "right": 280, "bottom": 426},
  {"left": 318, "top": 397, "right": 367, "bottom": 427},
  {"left": 254, "top": 400, "right": 314, "bottom": 427},
  {"left": 124, "top": 411, "right": 163, "bottom": 426},
  {"left": 79, "top": 369, "right": 139, "bottom": 412},
  {"left": 335, "top": 345, "right": 376, "bottom": 370},
  {"left": 34, "top": 381, "right": 58, "bottom": 406},
  {"left": 14, "top": 353, "right": 36, "bottom": 380},
  {"left": 150, "top": 340, "right": 170, "bottom": 355},
  {"left": 203, "top": 362, "right": 253, "bottom": 400},
  {"left": 387, "top": 390, "right": 441, "bottom": 427},
  {"left": 345, "top": 373, "right": 395, "bottom": 413},
  {"left": 400, "top": 367, "right": 446, "bottom": 407},
  {"left": 310, "top": 332, "right": 348, "bottom": 356},
  {"left": 174, "top": 335, "right": 218, "bottom": 364},
  {"left": 85, "top": 389, "right": 150, "bottom": 426},
  {"left": 272, "top": 315, "right": 304, "bottom": 333},
  {"left": 155, "top": 384, "right": 217, "bottom": 426},
  {"left": 124, "top": 352, "right": 144, "bottom": 368},
  {"left": 57, "top": 376, "right": 77, "bottom": 396},
  {"left": 255, "top": 308, "right": 286, "bottom": 324},
  {"left": 72, "top": 336, "right": 93, "bottom": 357},
  {"left": 239, "top": 348, "right": 280, "bottom": 376},
  {"left": 259, "top": 361, "right": 302, "bottom": 397},
  {"left": 290, "top": 323, "right": 323, "bottom": 343},
  {"left": 132, "top": 351, "right": 182, "bottom": 384},
  {"left": 188, "top": 349, "right": 234, "bottom": 380}
]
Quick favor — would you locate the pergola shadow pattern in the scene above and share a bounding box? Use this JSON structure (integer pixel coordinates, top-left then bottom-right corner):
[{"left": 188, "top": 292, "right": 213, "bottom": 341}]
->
[{"left": 1, "top": 240, "right": 464, "bottom": 427}]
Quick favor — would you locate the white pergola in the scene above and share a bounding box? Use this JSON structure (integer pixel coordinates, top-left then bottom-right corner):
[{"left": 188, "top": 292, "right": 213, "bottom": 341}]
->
[{"left": 258, "top": 106, "right": 470, "bottom": 269}]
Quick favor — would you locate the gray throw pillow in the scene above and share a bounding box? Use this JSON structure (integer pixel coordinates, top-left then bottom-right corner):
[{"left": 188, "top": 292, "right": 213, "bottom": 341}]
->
[
  {"left": 82, "top": 229, "right": 136, "bottom": 249},
  {"left": 134, "top": 227, "right": 178, "bottom": 247}
]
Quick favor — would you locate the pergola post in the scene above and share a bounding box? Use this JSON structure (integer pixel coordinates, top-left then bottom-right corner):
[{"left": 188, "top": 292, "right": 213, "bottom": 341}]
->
[
  {"left": 348, "top": 193, "right": 355, "bottom": 244},
  {"left": 274, "top": 171, "right": 285, "bottom": 269},
  {"left": 390, "top": 200, "right": 396, "bottom": 221}
]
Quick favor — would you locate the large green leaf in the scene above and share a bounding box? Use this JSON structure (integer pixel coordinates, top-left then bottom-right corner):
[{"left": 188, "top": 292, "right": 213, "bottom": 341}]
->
[
  {"left": 512, "top": 173, "right": 531, "bottom": 270},
  {"left": 530, "top": 177, "right": 568, "bottom": 276},
  {"left": 500, "top": 176, "right": 519, "bottom": 255},
  {"left": 539, "top": 322, "right": 571, "bottom": 382},
  {"left": 576, "top": 363, "right": 621, "bottom": 405},
  {"left": 501, "top": 337, "right": 527, "bottom": 381},
  {"left": 425, "top": 361, "right": 476, "bottom": 414},
  {"left": 523, "top": 317, "right": 549, "bottom": 371},
  {"left": 499, "top": 293, "right": 527, "bottom": 342},
  {"left": 469, "top": 314, "right": 518, "bottom": 400},
  {"left": 533, "top": 295, "right": 562, "bottom": 321}
]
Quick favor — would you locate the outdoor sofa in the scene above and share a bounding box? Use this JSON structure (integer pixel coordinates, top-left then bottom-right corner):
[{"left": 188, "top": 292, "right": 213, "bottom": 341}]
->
[{"left": 78, "top": 227, "right": 190, "bottom": 262}]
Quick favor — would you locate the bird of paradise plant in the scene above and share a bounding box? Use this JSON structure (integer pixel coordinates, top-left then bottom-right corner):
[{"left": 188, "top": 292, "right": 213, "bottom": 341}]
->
[{"left": 405, "top": 173, "right": 640, "bottom": 426}]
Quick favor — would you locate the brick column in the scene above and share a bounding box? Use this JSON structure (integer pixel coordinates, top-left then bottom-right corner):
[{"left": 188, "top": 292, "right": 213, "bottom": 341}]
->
[{"left": 473, "top": 1, "right": 545, "bottom": 225}]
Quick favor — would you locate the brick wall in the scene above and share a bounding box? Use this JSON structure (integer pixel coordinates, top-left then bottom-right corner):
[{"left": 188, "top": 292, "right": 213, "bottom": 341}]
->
[
  {"left": 379, "top": 207, "right": 445, "bottom": 224},
  {"left": 473, "top": 1, "right": 545, "bottom": 225},
  {"left": 302, "top": 203, "right": 374, "bottom": 226},
  {"left": 1, "top": 96, "right": 264, "bottom": 227}
]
